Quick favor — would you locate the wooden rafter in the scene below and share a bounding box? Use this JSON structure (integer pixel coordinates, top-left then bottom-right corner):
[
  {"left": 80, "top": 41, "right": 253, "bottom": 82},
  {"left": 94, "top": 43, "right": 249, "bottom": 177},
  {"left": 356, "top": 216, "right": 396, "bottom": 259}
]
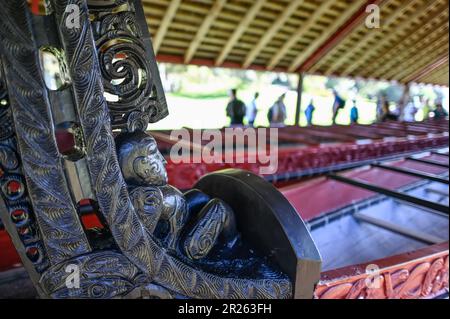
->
[
  {"left": 360, "top": 10, "right": 448, "bottom": 77},
  {"left": 242, "top": 0, "right": 305, "bottom": 69},
  {"left": 389, "top": 43, "right": 448, "bottom": 82},
  {"left": 152, "top": 0, "right": 181, "bottom": 54},
  {"left": 373, "top": 27, "right": 449, "bottom": 79},
  {"left": 28, "top": 0, "right": 446, "bottom": 86},
  {"left": 215, "top": 0, "right": 266, "bottom": 66},
  {"left": 267, "top": 0, "right": 335, "bottom": 70},
  {"left": 403, "top": 54, "right": 449, "bottom": 83},
  {"left": 288, "top": 0, "right": 373, "bottom": 73},
  {"left": 340, "top": 0, "right": 443, "bottom": 77},
  {"left": 419, "top": 63, "right": 449, "bottom": 85},
  {"left": 184, "top": 0, "right": 227, "bottom": 64},
  {"left": 426, "top": 67, "right": 449, "bottom": 81},
  {"left": 324, "top": 0, "right": 418, "bottom": 76}
]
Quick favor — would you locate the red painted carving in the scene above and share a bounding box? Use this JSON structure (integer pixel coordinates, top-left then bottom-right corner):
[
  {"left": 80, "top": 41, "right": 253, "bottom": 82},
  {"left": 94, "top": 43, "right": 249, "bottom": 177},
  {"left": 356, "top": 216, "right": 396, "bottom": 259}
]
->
[
  {"left": 316, "top": 245, "right": 449, "bottom": 299},
  {"left": 164, "top": 134, "right": 449, "bottom": 189}
]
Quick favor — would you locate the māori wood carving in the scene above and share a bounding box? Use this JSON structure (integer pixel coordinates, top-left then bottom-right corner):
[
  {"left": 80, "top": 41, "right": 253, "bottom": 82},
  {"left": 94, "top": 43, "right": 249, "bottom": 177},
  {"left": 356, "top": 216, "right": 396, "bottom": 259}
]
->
[
  {"left": 316, "top": 245, "right": 449, "bottom": 299},
  {"left": 0, "top": 0, "right": 321, "bottom": 299}
]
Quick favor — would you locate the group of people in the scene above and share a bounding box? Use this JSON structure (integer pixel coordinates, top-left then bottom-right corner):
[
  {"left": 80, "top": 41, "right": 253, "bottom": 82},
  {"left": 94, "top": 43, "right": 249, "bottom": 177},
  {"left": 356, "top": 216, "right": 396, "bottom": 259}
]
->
[
  {"left": 376, "top": 95, "right": 448, "bottom": 123},
  {"left": 304, "top": 90, "right": 359, "bottom": 126},
  {"left": 226, "top": 89, "right": 287, "bottom": 126},
  {"left": 226, "top": 88, "right": 448, "bottom": 127}
]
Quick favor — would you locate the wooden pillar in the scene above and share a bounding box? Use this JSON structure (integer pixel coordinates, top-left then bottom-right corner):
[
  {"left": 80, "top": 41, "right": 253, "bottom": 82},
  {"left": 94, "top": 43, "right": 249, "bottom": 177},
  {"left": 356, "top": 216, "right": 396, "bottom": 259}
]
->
[
  {"left": 398, "top": 82, "right": 411, "bottom": 121},
  {"left": 295, "top": 73, "right": 304, "bottom": 126}
]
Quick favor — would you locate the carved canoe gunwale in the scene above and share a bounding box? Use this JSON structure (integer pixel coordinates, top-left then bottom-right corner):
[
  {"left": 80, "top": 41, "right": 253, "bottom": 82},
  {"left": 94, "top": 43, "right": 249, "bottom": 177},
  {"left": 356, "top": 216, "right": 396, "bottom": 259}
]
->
[{"left": 315, "top": 242, "right": 449, "bottom": 299}]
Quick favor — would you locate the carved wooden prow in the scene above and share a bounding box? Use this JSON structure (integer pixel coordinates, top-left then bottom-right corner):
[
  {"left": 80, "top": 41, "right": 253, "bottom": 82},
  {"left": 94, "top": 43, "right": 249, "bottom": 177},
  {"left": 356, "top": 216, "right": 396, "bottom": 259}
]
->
[{"left": 0, "top": 0, "right": 321, "bottom": 299}]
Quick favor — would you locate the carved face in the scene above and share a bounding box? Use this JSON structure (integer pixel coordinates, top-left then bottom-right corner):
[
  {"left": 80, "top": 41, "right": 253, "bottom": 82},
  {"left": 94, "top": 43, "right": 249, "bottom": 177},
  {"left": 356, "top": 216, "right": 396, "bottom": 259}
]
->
[{"left": 132, "top": 135, "right": 168, "bottom": 186}]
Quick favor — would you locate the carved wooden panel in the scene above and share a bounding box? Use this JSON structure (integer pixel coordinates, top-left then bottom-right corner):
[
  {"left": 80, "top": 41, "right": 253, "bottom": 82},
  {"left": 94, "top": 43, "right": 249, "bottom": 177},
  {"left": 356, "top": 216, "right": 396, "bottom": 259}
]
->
[{"left": 315, "top": 242, "right": 449, "bottom": 299}]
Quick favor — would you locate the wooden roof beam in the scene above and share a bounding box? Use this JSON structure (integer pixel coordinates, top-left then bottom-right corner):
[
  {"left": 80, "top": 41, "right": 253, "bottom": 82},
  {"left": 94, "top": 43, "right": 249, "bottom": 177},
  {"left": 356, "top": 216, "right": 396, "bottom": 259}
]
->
[
  {"left": 403, "top": 54, "right": 449, "bottom": 83},
  {"left": 156, "top": 54, "right": 288, "bottom": 73},
  {"left": 387, "top": 46, "right": 449, "bottom": 84},
  {"left": 426, "top": 73, "right": 449, "bottom": 86},
  {"left": 288, "top": 0, "right": 378, "bottom": 73},
  {"left": 341, "top": 0, "right": 444, "bottom": 77},
  {"left": 419, "top": 64, "right": 449, "bottom": 84},
  {"left": 372, "top": 26, "right": 449, "bottom": 79},
  {"left": 242, "top": 0, "right": 305, "bottom": 69},
  {"left": 392, "top": 42, "right": 449, "bottom": 82},
  {"left": 215, "top": 0, "right": 266, "bottom": 66},
  {"left": 324, "top": 0, "right": 418, "bottom": 77},
  {"left": 267, "top": 0, "right": 335, "bottom": 70},
  {"left": 360, "top": 10, "right": 448, "bottom": 76},
  {"left": 184, "top": 0, "right": 227, "bottom": 64},
  {"left": 152, "top": 0, "right": 182, "bottom": 54}
]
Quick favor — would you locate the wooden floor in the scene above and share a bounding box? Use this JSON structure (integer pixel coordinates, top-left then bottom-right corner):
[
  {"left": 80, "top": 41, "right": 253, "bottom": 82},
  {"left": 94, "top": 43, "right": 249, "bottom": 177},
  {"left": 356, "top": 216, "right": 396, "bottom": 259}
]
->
[{"left": 311, "top": 181, "right": 449, "bottom": 271}]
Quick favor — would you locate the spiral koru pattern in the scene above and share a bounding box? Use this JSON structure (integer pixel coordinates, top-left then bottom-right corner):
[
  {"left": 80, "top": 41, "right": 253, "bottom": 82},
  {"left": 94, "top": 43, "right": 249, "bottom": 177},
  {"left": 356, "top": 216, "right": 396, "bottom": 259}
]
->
[{"left": 97, "top": 29, "right": 157, "bottom": 129}]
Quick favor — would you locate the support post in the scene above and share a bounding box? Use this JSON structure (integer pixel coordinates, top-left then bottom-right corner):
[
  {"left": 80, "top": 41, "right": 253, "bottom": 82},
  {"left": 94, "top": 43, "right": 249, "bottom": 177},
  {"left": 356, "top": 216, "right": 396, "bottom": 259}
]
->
[
  {"left": 295, "top": 73, "right": 304, "bottom": 126},
  {"left": 398, "top": 82, "right": 411, "bottom": 121}
]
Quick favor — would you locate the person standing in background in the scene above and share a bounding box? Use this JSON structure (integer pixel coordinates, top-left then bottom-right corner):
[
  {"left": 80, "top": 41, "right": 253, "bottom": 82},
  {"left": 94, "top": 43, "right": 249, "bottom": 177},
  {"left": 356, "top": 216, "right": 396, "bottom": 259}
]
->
[
  {"left": 403, "top": 99, "right": 418, "bottom": 122},
  {"left": 433, "top": 102, "right": 448, "bottom": 120},
  {"left": 305, "top": 99, "right": 315, "bottom": 126},
  {"left": 332, "top": 89, "right": 346, "bottom": 124},
  {"left": 226, "top": 88, "right": 246, "bottom": 126},
  {"left": 420, "top": 97, "right": 431, "bottom": 121},
  {"left": 246, "top": 92, "right": 259, "bottom": 127},
  {"left": 380, "top": 100, "right": 399, "bottom": 122},
  {"left": 268, "top": 93, "right": 287, "bottom": 126},
  {"left": 350, "top": 99, "right": 359, "bottom": 124}
]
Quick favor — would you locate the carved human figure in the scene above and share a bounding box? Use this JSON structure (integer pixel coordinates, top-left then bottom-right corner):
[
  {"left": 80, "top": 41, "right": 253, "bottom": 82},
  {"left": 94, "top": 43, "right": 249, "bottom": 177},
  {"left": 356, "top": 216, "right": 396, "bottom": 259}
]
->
[{"left": 116, "top": 131, "right": 238, "bottom": 260}]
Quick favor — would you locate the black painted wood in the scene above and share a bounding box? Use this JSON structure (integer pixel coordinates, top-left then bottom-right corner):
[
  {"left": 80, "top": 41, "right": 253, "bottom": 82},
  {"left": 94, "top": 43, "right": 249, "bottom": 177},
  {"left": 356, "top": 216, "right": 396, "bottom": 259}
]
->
[
  {"left": 195, "top": 169, "right": 322, "bottom": 299},
  {"left": 328, "top": 173, "right": 449, "bottom": 215},
  {"left": 372, "top": 163, "right": 449, "bottom": 184}
]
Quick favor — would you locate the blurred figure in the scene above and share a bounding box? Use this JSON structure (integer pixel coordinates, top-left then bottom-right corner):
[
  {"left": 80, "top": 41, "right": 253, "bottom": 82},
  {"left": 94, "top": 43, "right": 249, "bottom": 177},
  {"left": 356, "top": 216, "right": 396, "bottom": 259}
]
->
[
  {"left": 403, "top": 99, "right": 418, "bottom": 122},
  {"left": 376, "top": 93, "right": 387, "bottom": 122},
  {"left": 332, "top": 89, "right": 346, "bottom": 124},
  {"left": 421, "top": 97, "right": 431, "bottom": 121},
  {"left": 304, "top": 99, "right": 315, "bottom": 126},
  {"left": 380, "top": 100, "right": 399, "bottom": 122},
  {"left": 350, "top": 99, "right": 359, "bottom": 124},
  {"left": 433, "top": 103, "right": 448, "bottom": 120},
  {"left": 226, "top": 88, "right": 246, "bottom": 125},
  {"left": 268, "top": 93, "right": 287, "bottom": 126},
  {"left": 246, "top": 92, "right": 259, "bottom": 127}
]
